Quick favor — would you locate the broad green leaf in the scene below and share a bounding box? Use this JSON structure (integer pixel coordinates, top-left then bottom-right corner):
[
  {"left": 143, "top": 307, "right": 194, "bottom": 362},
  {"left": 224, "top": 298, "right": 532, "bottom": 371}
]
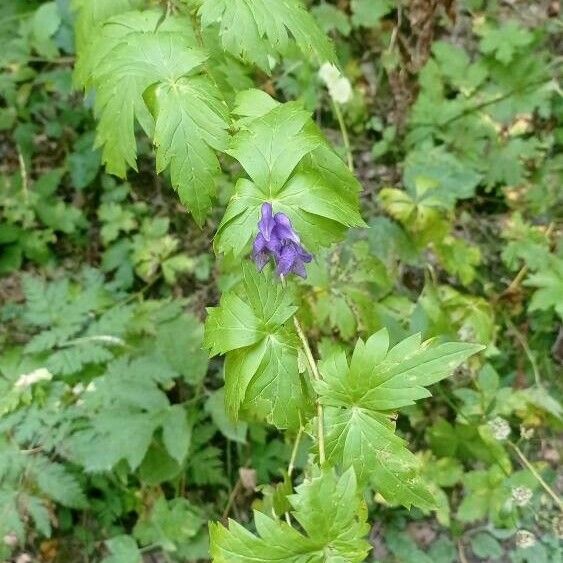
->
[
  {"left": 205, "top": 388, "right": 248, "bottom": 443},
  {"left": 525, "top": 256, "right": 563, "bottom": 319},
  {"left": 210, "top": 468, "right": 371, "bottom": 562},
  {"left": 162, "top": 405, "right": 192, "bottom": 464},
  {"left": 315, "top": 329, "right": 484, "bottom": 508},
  {"left": 102, "top": 535, "right": 142, "bottom": 563},
  {"left": 93, "top": 29, "right": 205, "bottom": 177},
  {"left": 204, "top": 265, "right": 308, "bottom": 428},
  {"left": 351, "top": 0, "right": 393, "bottom": 28},
  {"left": 149, "top": 76, "right": 229, "bottom": 225},
  {"left": 216, "top": 96, "right": 364, "bottom": 255},
  {"left": 199, "top": 0, "right": 335, "bottom": 72}
]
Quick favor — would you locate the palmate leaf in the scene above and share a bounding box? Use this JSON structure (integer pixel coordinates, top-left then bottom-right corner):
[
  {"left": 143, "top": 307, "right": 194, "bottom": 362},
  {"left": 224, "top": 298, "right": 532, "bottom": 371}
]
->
[
  {"left": 210, "top": 468, "right": 371, "bottom": 562},
  {"left": 204, "top": 264, "right": 311, "bottom": 429},
  {"left": 149, "top": 76, "right": 229, "bottom": 224},
  {"left": 74, "top": 8, "right": 229, "bottom": 224},
  {"left": 215, "top": 90, "right": 365, "bottom": 256},
  {"left": 315, "top": 329, "right": 484, "bottom": 509},
  {"left": 199, "top": 0, "right": 335, "bottom": 72},
  {"left": 525, "top": 255, "right": 563, "bottom": 320}
]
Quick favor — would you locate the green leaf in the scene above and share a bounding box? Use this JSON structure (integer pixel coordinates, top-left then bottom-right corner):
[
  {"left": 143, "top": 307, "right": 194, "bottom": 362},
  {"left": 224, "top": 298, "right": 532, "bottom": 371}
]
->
[
  {"left": 156, "top": 314, "right": 209, "bottom": 386},
  {"left": 134, "top": 497, "right": 204, "bottom": 553},
  {"left": 149, "top": 75, "right": 229, "bottom": 225},
  {"left": 216, "top": 97, "right": 364, "bottom": 256},
  {"left": 210, "top": 468, "right": 371, "bottom": 562},
  {"left": 102, "top": 535, "right": 142, "bottom": 563},
  {"left": 479, "top": 21, "right": 533, "bottom": 65},
  {"left": 205, "top": 388, "right": 247, "bottom": 443},
  {"left": 351, "top": 0, "right": 393, "bottom": 28},
  {"left": 470, "top": 532, "right": 503, "bottom": 560},
  {"left": 315, "top": 330, "right": 483, "bottom": 509},
  {"left": 525, "top": 256, "right": 563, "bottom": 319},
  {"left": 204, "top": 265, "right": 308, "bottom": 429},
  {"left": 32, "top": 459, "right": 87, "bottom": 509},
  {"left": 312, "top": 4, "right": 351, "bottom": 36},
  {"left": 162, "top": 405, "right": 191, "bottom": 464},
  {"left": 199, "top": 0, "right": 335, "bottom": 72}
]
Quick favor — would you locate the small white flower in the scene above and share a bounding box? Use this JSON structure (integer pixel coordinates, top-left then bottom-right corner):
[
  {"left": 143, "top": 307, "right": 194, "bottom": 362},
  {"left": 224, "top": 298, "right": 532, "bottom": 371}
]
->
[
  {"left": 85, "top": 381, "right": 97, "bottom": 393},
  {"left": 318, "top": 62, "right": 353, "bottom": 104},
  {"left": 488, "top": 416, "right": 511, "bottom": 441},
  {"left": 515, "top": 530, "right": 536, "bottom": 548},
  {"left": 512, "top": 486, "right": 533, "bottom": 507},
  {"left": 520, "top": 425, "right": 534, "bottom": 440},
  {"left": 14, "top": 368, "right": 52, "bottom": 390},
  {"left": 72, "top": 383, "right": 85, "bottom": 396}
]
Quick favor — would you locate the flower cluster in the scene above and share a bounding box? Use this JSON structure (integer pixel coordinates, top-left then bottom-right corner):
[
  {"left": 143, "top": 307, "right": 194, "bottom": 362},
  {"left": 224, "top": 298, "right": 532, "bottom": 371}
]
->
[
  {"left": 511, "top": 486, "right": 533, "bottom": 507},
  {"left": 252, "top": 203, "right": 312, "bottom": 278},
  {"left": 488, "top": 416, "right": 511, "bottom": 441},
  {"left": 318, "top": 62, "right": 353, "bottom": 104}
]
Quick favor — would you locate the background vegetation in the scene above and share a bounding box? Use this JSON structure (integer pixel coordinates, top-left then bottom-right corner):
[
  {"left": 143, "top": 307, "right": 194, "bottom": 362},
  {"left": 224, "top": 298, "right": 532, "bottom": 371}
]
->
[{"left": 0, "top": 0, "right": 561, "bottom": 561}]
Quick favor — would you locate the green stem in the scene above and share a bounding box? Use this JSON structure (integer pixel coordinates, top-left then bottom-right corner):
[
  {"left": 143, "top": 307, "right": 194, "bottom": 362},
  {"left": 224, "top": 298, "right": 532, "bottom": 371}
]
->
[
  {"left": 508, "top": 441, "right": 562, "bottom": 510},
  {"left": 331, "top": 100, "right": 354, "bottom": 172},
  {"left": 293, "top": 316, "right": 326, "bottom": 465},
  {"left": 287, "top": 424, "right": 304, "bottom": 478},
  {"left": 504, "top": 317, "right": 541, "bottom": 387}
]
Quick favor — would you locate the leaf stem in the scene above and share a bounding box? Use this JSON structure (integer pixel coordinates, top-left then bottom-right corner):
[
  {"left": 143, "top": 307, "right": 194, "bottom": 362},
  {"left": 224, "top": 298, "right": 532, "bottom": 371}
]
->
[
  {"left": 293, "top": 316, "right": 326, "bottom": 465},
  {"left": 288, "top": 424, "right": 304, "bottom": 477},
  {"left": 331, "top": 100, "right": 354, "bottom": 172},
  {"left": 504, "top": 317, "right": 541, "bottom": 387},
  {"left": 508, "top": 441, "right": 562, "bottom": 510}
]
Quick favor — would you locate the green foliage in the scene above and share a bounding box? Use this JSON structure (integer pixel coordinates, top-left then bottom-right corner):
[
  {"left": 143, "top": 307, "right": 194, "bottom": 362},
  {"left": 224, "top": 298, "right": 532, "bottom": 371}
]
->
[
  {"left": 316, "top": 330, "right": 483, "bottom": 508},
  {"left": 1, "top": 0, "right": 561, "bottom": 561},
  {"left": 210, "top": 468, "right": 371, "bottom": 562}
]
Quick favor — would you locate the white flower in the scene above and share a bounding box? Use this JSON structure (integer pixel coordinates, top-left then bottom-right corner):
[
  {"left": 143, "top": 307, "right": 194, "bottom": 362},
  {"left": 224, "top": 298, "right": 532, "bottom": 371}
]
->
[
  {"left": 72, "top": 383, "right": 85, "bottom": 396},
  {"left": 520, "top": 425, "right": 534, "bottom": 440},
  {"left": 488, "top": 416, "right": 511, "bottom": 441},
  {"left": 85, "top": 381, "right": 97, "bottom": 393},
  {"left": 14, "top": 368, "right": 52, "bottom": 390},
  {"left": 512, "top": 486, "right": 533, "bottom": 507},
  {"left": 515, "top": 530, "right": 536, "bottom": 548},
  {"left": 318, "top": 62, "right": 353, "bottom": 104}
]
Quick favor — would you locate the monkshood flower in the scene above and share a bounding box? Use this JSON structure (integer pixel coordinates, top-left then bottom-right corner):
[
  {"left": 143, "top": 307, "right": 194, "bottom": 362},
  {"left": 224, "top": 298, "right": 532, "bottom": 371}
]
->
[{"left": 252, "top": 203, "right": 312, "bottom": 278}]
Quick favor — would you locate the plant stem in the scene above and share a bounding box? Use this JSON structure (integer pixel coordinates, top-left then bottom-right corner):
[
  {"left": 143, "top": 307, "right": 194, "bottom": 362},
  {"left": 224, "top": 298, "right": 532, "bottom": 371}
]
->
[
  {"left": 503, "top": 222, "right": 555, "bottom": 296},
  {"left": 508, "top": 441, "right": 562, "bottom": 510},
  {"left": 17, "top": 145, "right": 28, "bottom": 204},
  {"left": 293, "top": 316, "right": 326, "bottom": 465},
  {"left": 505, "top": 317, "right": 541, "bottom": 387},
  {"left": 287, "top": 424, "right": 304, "bottom": 477},
  {"left": 331, "top": 100, "right": 354, "bottom": 172}
]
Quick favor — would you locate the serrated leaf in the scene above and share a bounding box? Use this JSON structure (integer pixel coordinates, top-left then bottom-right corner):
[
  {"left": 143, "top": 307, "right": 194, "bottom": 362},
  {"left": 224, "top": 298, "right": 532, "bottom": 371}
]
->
[
  {"left": 315, "top": 329, "right": 483, "bottom": 509},
  {"left": 525, "top": 256, "right": 563, "bottom": 319},
  {"left": 204, "top": 265, "right": 309, "bottom": 429},
  {"left": 210, "top": 468, "right": 371, "bottom": 562},
  {"left": 199, "top": 0, "right": 335, "bottom": 72},
  {"left": 215, "top": 97, "right": 364, "bottom": 256},
  {"left": 149, "top": 75, "right": 229, "bottom": 225},
  {"left": 33, "top": 459, "right": 87, "bottom": 509}
]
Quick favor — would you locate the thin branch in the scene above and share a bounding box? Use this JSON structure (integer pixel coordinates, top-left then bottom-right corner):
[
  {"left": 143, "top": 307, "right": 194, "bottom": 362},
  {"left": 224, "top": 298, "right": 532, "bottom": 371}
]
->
[
  {"left": 17, "top": 145, "right": 29, "bottom": 204},
  {"left": 508, "top": 441, "right": 562, "bottom": 510},
  {"left": 332, "top": 100, "right": 354, "bottom": 172},
  {"left": 292, "top": 316, "right": 326, "bottom": 465}
]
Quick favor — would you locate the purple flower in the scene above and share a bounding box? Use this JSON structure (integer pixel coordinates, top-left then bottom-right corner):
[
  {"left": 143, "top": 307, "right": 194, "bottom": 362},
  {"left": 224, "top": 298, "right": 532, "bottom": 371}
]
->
[{"left": 252, "top": 203, "right": 312, "bottom": 278}]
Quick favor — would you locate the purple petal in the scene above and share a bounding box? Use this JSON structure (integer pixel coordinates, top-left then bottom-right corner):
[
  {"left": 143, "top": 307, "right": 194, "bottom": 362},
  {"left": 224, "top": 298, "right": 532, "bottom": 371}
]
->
[
  {"left": 258, "top": 202, "right": 275, "bottom": 241},
  {"left": 276, "top": 244, "right": 296, "bottom": 276},
  {"left": 273, "top": 212, "right": 300, "bottom": 243}
]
